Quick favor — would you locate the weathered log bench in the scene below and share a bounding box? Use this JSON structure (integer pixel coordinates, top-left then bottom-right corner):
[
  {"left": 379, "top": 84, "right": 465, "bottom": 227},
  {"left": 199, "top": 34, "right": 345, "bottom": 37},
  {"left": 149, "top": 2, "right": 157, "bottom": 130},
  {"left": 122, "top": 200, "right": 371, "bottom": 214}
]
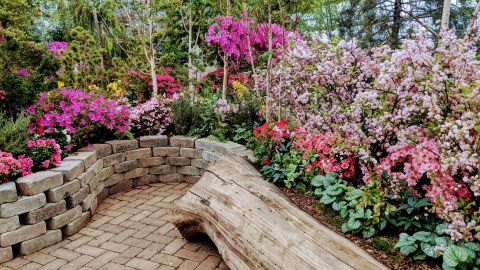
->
[{"left": 173, "top": 155, "right": 388, "bottom": 270}]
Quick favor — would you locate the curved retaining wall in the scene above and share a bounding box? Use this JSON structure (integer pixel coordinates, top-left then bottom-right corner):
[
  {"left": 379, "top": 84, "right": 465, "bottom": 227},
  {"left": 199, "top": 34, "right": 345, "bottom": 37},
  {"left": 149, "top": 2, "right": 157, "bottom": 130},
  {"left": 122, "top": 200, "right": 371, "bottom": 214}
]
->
[{"left": 0, "top": 135, "right": 251, "bottom": 263}]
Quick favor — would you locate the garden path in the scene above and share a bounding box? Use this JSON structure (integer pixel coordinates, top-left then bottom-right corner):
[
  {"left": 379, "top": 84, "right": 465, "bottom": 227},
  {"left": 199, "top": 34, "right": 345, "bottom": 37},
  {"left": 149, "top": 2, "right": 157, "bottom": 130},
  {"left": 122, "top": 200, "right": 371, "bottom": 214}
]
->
[{"left": 0, "top": 183, "right": 227, "bottom": 270}]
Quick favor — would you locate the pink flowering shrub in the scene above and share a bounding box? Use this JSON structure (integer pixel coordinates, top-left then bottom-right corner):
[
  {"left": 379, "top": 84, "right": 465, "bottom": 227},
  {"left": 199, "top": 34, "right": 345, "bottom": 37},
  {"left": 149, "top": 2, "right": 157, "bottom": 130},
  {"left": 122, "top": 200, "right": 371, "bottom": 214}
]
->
[
  {"left": 130, "top": 98, "right": 172, "bottom": 136},
  {"left": 127, "top": 68, "right": 181, "bottom": 100},
  {"left": 0, "top": 151, "right": 32, "bottom": 182},
  {"left": 25, "top": 139, "right": 62, "bottom": 171},
  {"left": 27, "top": 89, "right": 130, "bottom": 149},
  {"left": 45, "top": 41, "right": 68, "bottom": 58},
  {"left": 256, "top": 30, "right": 480, "bottom": 240}
]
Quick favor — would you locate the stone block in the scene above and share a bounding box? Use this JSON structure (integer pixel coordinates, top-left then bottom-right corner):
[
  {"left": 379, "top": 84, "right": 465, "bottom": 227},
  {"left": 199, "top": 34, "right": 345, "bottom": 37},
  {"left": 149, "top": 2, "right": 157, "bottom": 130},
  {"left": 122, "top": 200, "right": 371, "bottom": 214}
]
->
[
  {"left": 0, "top": 222, "right": 46, "bottom": 247},
  {"left": 0, "top": 247, "right": 12, "bottom": 263},
  {"left": 104, "top": 174, "right": 125, "bottom": 187},
  {"left": 79, "top": 144, "right": 112, "bottom": 159},
  {"left": 22, "top": 200, "right": 67, "bottom": 225},
  {"left": 95, "top": 166, "right": 114, "bottom": 182},
  {"left": 0, "top": 193, "right": 46, "bottom": 218},
  {"left": 103, "top": 153, "right": 124, "bottom": 167},
  {"left": 97, "top": 188, "right": 109, "bottom": 203},
  {"left": 185, "top": 176, "right": 201, "bottom": 183},
  {"left": 149, "top": 165, "right": 176, "bottom": 175},
  {"left": 178, "top": 166, "right": 200, "bottom": 176},
  {"left": 194, "top": 138, "right": 218, "bottom": 151},
  {"left": 0, "top": 216, "right": 20, "bottom": 234},
  {"left": 139, "top": 135, "right": 168, "bottom": 148},
  {"left": 106, "top": 140, "right": 138, "bottom": 153},
  {"left": 64, "top": 151, "right": 97, "bottom": 169},
  {"left": 133, "top": 175, "right": 159, "bottom": 186},
  {"left": 125, "top": 148, "right": 152, "bottom": 161},
  {"left": 93, "top": 182, "right": 105, "bottom": 197},
  {"left": 180, "top": 148, "right": 203, "bottom": 159},
  {"left": 66, "top": 185, "right": 89, "bottom": 208},
  {"left": 46, "top": 180, "right": 80, "bottom": 202},
  {"left": 109, "top": 180, "right": 132, "bottom": 195},
  {"left": 153, "top": 147, "right": 179, "bottom": 157},
  {"left": 139, "top": 157, "right": 164, "bottom": 167},
  {"left": 81, "top": 194, "right": 96, "bottom": 212},
  {"left": 170, "top": 136, "right": 196, "bottom": 148},
  {"left": 63, "top": 211, "right": 90, "bottom": 236},
  {"left": 47, "top": 205, "right": 82, "bottom": 230},
  {"left": 159, "top": 173, "right": 184, "bottom": 183},
  {"left": 165, "top": 157, "right": 190, "bottom": 166},
  {"left": 202, "top": 151, "right": 222, "bottom": 161},
  {"left": 77, "top": 159, "right": 103, "bottom": 187},
  {"left": 214, "top": 141, "right": 244, "bottom": 155},
  {"left": 19, "top": 229, "right": 62, "bottom": 255},
  {"left": 0, "top": 182, "right": 16, "bottom": 204},
  {"left": 114, "top": 160, "right": 138, "bottom": 173},
  {"left": 191, "top": 159, "right": 210, "bottom": 170},
  {"left": 124, "top": 168, "right": 149, "bottom": 180},
  {"left": 15, "top": 171, "right": 63, "bottom": 196},
  {"left": 50, "top": 160, "right": 84, "bottom": 182}
]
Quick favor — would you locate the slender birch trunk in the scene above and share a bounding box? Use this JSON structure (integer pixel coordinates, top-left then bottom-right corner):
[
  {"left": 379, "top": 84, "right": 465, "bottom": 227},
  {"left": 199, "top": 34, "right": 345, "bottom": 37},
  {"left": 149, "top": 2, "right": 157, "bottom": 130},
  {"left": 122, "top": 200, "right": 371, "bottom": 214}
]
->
[
  {"left": 441, "top": 0, "right": 451, "bottom": 30},
  {"left": 266, "top": 3, "right": 273, "bottom": 120},
  {"left": 221, "top": 0, "right": 231, "bottom": 100}
]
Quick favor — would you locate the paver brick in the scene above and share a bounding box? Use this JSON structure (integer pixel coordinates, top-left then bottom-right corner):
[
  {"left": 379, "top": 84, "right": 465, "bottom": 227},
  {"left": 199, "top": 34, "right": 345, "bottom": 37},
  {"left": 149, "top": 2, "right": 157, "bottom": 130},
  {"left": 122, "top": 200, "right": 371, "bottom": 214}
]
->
[
  {"left": 149, "top": 165, "right": 176, "bottom": 175},
  {"left": 47, "top": 205, "right": 82, "bottom": 229},
  {"left": 103, "top": 153, "right": 125, "bottom": 167},
  {"left": 23, "top": 200, "right": 67, "bottom": 224},
  {"left": 106, "top": 140, "right": 138, "bottom": 153},
  {"left": 0, "top": 182, "right": 17, "bottom": 204},
  {"left": 165, "top": 157, "right": 190, "bottom": 166},
  {"left": 114, "top": 160, "right": 138, "bottom": 173},
  {"left": 0, "top": 247, "right": 13, "bottom": 263},
  {"left": 139, "top": 135, "right": 168, "bottom": 148},
  {"left": 16, "top": 171, "right": 63, "bottom": 196},
  {"left": 139, "top": 157, "right": 165, "bottom": 167},
  {"left": 64, "top": 211, "right": 91, "bottom": 236},
  {"left": 50, "top": 160, "right": 85, "bottom": 182},
  {"left": 66, "top": 185, "right": 90, "bottom": 208},
  {"left": 180, "top": 148, "right": 203, "bottom": 159},
  {"left": 0, "top": 222, "right": 46, "bottom": 247},
  {"left": 152, "top": 147, "right": 179, "bottom": 157},
  {"left": 125, "top": 148, "right": 152, "bottom": 160},
  {"left": 19, "top": 230, "right": 62, "bottom": 255},
  {"left": 65, "top": 151, "right": 97, "bottom": 169},
  {"left": 0, "top": 193, "right": 46, "bottom": 218},
  {"left": 0, "top": 216, "right": 20, "bottom": 234},
  {"left": 47, "top": 179, "right": 80, "bottom": 202},
  {"left": 79, "top": 144, "right": 112, "bottom": 159},
  {"left": 170, "top": 136, "right": 196, "bottom": 148}
]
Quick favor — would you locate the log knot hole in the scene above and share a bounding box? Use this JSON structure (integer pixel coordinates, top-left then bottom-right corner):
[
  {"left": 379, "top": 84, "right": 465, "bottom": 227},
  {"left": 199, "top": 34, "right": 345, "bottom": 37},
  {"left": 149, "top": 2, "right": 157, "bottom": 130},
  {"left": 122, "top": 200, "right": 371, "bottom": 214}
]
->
[{"left": 200, "top": 198, "right": 210, "bottom": 206}]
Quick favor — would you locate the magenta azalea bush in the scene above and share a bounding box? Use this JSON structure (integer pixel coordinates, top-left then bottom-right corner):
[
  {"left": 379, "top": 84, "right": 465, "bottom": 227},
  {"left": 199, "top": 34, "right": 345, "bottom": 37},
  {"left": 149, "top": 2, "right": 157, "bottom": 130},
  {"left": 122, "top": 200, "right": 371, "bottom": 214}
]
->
[
  {"left": 45, "top": 41, "right": 68, "bottom": 58},
  {"left": 256, "top": 30, "right": 480, "bottom": 242},
  {"left": 130, "top": 98, "right": 172, "bottom": 136},
  {"left": 28, "top": 89, "right": 130, "bottom": 136},
  {"left": 0, "top": 151, "right": 33, "bottom": 182}
]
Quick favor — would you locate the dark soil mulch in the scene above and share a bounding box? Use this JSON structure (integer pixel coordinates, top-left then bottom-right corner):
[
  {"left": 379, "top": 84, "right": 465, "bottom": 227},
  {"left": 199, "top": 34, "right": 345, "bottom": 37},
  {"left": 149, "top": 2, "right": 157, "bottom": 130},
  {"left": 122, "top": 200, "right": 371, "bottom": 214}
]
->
[{"left": 280, "top": 188, "right": 441, "bottom": 270}]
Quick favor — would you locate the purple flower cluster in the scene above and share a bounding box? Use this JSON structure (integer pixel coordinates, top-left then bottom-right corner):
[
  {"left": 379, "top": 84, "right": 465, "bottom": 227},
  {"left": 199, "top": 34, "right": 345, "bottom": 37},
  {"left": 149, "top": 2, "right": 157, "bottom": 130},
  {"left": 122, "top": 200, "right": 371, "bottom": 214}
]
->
[{"left": 45, "top": 41, "right": 68, "bottom": 57}]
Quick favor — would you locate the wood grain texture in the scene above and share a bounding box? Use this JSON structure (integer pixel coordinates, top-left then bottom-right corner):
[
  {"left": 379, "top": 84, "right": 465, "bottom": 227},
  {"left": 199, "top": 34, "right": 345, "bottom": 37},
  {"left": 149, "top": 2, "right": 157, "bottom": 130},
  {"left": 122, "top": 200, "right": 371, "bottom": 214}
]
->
[{"left": 173, "top": 155, "right": 389, "bottom": 270}]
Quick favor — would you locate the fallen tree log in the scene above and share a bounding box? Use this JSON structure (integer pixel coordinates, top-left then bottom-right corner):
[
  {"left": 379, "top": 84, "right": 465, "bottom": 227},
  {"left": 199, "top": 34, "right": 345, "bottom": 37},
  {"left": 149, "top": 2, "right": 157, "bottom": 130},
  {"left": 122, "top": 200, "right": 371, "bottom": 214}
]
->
[{"left": 172, "top": 155, "right": 388, "bottom": 270}]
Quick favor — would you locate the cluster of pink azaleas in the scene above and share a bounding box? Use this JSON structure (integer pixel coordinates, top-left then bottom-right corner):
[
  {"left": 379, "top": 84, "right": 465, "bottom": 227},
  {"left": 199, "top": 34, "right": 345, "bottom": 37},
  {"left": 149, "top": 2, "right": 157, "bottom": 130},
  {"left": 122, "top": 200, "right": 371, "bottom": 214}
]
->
[
  {"left": 27, "top": 89, "right": 130, "bottom": 136},
  {"left": 26, "top": 139, "right": 62, "bottom": 171},
  {"left": 259, "top": 30, "right": 480, "bottom": 240},
  {"left": 207, "top": 14, "right": 293, "bottom": 62},
  {"left": 0, "top": 151, "right": 33, "bottom": 182},
  {"left": 130, "top": 98, "right": 172, "bottom": 136},
  {"left": 45, "top": 41, "right": 68, "bottom": 57}
]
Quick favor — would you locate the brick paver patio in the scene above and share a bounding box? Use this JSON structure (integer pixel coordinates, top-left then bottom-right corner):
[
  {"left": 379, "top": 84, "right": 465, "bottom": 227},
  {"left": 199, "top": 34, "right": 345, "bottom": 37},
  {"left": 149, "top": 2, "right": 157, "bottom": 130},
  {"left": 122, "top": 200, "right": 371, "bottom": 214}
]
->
[{"left": 0, "top": 183, "right": 227, "bottom": 270}]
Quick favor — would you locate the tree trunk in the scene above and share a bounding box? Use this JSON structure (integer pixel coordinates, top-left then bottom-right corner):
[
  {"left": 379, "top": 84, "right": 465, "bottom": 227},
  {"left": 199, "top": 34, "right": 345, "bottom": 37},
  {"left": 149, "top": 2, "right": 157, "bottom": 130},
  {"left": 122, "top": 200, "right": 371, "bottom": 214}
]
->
[
  {"left": 221, "top": 0, "right": 231, "bottom": 100},
  {"left": 173, "top": 156, "right": 388, "bottom": 270},
  {"left": 391, "top": 0, "right": 402, "bottom": 47},
  {"left": 188, "top": 0, "right": 195, "bottom": 100},
  {"left": 148, "top": 18, "right": 158, "bottom": 97},
  {"left": 92, "top": 7, "right": 104, "bottom": 69},
  {"left": 266, "top": 3, "right": 273, "bottom": 120},
  {"left": 441, "top": 0, "right": 451, "bottom": 30}
]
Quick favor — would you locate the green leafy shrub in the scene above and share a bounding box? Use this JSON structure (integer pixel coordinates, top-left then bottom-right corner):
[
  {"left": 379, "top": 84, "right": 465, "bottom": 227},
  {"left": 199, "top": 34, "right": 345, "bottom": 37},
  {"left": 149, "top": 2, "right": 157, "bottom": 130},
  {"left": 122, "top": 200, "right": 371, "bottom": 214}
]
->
[
  {"left": 0, "top": 112, "right": 31, "bottom": 155},
  {"left": 172, "top": 97, "right": 219, "bottom": 138}
]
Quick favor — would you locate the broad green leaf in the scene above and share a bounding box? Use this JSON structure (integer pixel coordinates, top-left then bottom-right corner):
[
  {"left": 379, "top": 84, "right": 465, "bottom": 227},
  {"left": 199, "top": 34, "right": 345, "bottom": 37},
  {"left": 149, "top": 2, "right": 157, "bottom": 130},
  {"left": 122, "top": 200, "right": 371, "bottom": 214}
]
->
[
  {"left": 399, "top": 245, "right": 418, "bottom": 255},
  {"left": 362, "top": 227, "right": 376, "bottom": 239},
  {"left": 436, "top": 223, "right": 448, "bottom": 235},
  {"left": 413, "top": 231, "right": 434, "bottom": 242},
  {"left": 443, "top": 245, "right": 470, "bottom": 267},
  {"left": 420, "top": 242, "right": 441, "bottom": 258}
]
